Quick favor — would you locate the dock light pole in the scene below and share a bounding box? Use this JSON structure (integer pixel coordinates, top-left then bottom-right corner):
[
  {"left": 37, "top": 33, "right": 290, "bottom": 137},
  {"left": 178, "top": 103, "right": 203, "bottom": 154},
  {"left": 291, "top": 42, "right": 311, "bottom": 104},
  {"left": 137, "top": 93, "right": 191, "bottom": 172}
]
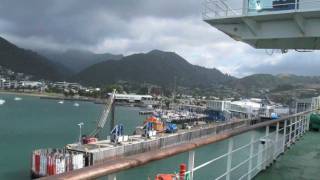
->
[{"left": 78, "top": 122, "right": 84, "bottom": 144}]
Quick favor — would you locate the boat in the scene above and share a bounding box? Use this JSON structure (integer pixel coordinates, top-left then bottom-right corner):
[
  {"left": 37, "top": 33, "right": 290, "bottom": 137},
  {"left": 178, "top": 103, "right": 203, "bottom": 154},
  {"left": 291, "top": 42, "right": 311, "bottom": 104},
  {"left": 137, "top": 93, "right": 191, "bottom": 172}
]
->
[
  {"left": 58, "top": 101, "right": 64, "bottom": 104},
  {"left": 0, "top": 99, "right": 5, "bottom": 105},
  {"left": 73, "top": 103, "right": 80, "bottom": 107},
  {"left": 146, "top": 104, "right": 153, "bottom": 109},
  {"left": 14, "top": 97, "right": 22, "bottom": 101}
]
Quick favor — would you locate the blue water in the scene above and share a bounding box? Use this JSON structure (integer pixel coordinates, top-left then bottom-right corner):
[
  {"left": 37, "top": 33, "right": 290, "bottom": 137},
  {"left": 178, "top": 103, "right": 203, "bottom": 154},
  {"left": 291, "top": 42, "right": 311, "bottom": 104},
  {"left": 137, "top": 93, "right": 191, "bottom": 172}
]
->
[
  {"left": 0, "top": 93, "right": 144, "bottom": 180},
  {"left": 0, "top": 93, "right": 267, "bottom": 180}
]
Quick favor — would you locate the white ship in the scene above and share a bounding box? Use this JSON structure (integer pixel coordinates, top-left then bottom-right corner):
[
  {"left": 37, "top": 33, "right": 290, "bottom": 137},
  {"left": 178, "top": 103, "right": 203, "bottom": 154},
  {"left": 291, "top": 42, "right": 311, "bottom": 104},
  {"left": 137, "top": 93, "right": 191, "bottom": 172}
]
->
[
  {"left": 0, "top": 99, "right": 5, "bottom": 105},
  {"left": 14, "top": 97, "right": 22, "bottom": 101}
]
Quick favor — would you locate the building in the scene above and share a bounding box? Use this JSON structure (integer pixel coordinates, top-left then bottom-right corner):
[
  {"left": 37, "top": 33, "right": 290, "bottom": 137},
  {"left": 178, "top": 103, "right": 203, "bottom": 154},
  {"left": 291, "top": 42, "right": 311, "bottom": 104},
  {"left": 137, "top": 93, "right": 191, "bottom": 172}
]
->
[
  {"left": 18, "top": 81, "right": 42, "bottom": 88},
  {"left": 232, "top": 99, "right": 261, "bottom": 117},
  {"left": 206, "top": 100, "right": 248, "bottom": 121},
  {"left": 3, "top": 80, "right": 18, "bottom": 89},
  {"left": 109, "top": 93, "right": 154, "bottom": 103},
  {"left": 0, "top": 78, "right": 5, "bottom": 88},
  {"left": 52, "top": 82, "right": 82, "bottom": 90}
]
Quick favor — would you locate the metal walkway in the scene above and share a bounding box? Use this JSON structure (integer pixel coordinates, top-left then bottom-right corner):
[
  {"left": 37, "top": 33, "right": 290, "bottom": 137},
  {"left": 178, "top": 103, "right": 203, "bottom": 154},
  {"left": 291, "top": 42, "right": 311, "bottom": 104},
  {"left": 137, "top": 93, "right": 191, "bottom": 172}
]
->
[{"left": 256, "top": 131, "right": 320, "bottom": 180}]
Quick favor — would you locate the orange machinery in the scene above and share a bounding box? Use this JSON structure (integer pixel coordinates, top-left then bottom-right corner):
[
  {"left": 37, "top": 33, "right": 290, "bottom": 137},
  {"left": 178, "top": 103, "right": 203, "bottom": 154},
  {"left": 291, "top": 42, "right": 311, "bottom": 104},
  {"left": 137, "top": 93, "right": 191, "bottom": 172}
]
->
[{"left": 144, "top": 116, "right": 165, "bottom": 132}]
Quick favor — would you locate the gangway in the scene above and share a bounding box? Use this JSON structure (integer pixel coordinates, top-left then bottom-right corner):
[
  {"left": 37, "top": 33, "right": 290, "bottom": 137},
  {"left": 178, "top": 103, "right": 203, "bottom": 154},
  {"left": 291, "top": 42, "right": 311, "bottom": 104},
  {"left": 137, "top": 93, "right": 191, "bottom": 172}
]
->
[
  {"left": 89, "top": 89, "right": 116, "bottom": 137},
  {"left": 203, "top": 0, "right": 320, "bottom": 50}
]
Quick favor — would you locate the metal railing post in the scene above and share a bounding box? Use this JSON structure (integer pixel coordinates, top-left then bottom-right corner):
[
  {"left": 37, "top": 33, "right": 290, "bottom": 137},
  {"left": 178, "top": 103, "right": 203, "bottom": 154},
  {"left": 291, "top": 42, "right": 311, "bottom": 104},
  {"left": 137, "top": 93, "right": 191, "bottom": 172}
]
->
[
  {"left": 303, "top": 115, "right": 307, "bottom": 133},
  {"left": 274, "top": 122, "right": 279, "bottom": 160},
  {"left": 306, "top": 115, "right": 310, "bottom": 131},
  {"left": 301, "top": 116, "right": 304, "bottom": 134},
  {"left": 247, "top": 132, "right": 255, "bottom": 180},
  {"left": 242, "top": 0, "right": 248, "bottom": 15},
  {"left": 264, "top": 126, "right": 269, "bottom": 170},
  {"left": 226, "top": 138, "right": 234, "bottom": 180},
  {"left": 188, "top": 151, "right": 195, "bottom": 180},
  {"left": 294, "top": 117, "right": 297, "bottom": 142},
  {"left": 108, "top": 174, "right": 117, "bottom": 180},
  {"left": 289, "top": 118, "right": 293, "bottom": 147},
  {"left": 282, "top": 119, "right": 287, "bottom": 153},
  {"left": 296, "top": 116, "right": 300, "bottom": 139},
  {"left": 299, "top": 116, "right": 302, "bottom": 137}
]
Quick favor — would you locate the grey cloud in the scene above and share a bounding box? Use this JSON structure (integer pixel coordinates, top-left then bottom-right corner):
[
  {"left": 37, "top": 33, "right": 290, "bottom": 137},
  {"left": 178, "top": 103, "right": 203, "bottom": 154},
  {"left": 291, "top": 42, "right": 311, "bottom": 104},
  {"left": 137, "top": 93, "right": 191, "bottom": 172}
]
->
[
  {"left": 1, "top": 0, "right": 320, "bottom": 78},
  {"left": 0, "top": 0, "right": 200, "bottom": 46},
  {"left": 237, "top": 52, "right": 320, "bottom": 77}
]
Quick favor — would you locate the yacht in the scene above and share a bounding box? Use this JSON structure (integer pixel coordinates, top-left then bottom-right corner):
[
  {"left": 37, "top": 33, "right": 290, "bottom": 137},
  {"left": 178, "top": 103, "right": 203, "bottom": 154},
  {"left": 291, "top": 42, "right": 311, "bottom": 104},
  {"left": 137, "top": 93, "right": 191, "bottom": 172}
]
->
[
  {"left": 0, "top": 99, "right": 5, "bottom": 105},
  {"left": 14, "top": 97, "right": 22, "bottom": 101}
]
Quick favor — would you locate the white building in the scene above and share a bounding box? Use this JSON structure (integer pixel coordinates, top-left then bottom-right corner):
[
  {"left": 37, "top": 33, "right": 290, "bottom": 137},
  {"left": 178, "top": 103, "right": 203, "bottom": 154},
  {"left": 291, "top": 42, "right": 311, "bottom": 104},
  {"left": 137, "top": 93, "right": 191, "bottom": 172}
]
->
[
  {"left": 232, "top": 99, "right": 261, "bottom": 117},
  {"left": 18, "top": 81, "right": 42, "bottom": 88},
  {"left": 0, "top": 78, "right": 5, "bottom": 88},
  {"left": 109, "top": 93, "right": 154, "bottom": 103},
  {"left": 3, "top": 80, "right": 18, "bottom": 89},
  {"left": 207, "top": 100, "right": 248, "bottom": 113}
]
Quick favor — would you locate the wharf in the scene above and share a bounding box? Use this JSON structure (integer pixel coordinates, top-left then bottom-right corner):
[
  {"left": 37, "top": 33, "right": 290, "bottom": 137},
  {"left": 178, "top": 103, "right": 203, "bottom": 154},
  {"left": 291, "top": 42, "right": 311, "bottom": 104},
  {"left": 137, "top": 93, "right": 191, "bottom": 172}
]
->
[
  {"left": 170, "top": 115, "right": 208, "bottom": 124},
  {"left": 139, "top": 111, "right": 154, "bottom": 115},
  {"left": 66, "top": 119, "right": 251, "bottom": 165},
  {"left": 40, "top": 96, "right": 105, "bottom": 104}
]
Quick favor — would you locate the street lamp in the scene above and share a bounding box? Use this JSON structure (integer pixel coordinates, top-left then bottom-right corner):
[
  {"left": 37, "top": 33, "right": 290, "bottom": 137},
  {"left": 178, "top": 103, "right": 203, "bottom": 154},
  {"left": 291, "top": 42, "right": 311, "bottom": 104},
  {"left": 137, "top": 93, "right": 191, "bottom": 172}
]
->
[{"left": 77, "top": 122, "right": 84, "bottom": 144}]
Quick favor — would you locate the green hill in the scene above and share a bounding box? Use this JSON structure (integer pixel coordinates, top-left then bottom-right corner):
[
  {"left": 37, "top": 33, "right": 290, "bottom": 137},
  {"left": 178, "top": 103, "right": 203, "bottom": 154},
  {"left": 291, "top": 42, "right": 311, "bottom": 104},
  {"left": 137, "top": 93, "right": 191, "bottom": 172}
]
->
[
  {"left": 72, "top": 50, "right": 234, "bottom": 87},
  {"left": 0, "top": 36, "right": 65, "bottom": 81}
]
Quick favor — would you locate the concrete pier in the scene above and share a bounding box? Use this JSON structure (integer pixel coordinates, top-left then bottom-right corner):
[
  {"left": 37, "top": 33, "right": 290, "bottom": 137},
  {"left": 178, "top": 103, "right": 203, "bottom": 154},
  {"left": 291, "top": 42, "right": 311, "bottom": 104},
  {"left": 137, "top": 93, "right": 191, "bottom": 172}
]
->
[{"left": 66, "top": 119, "right": 251, "bottom": 165}]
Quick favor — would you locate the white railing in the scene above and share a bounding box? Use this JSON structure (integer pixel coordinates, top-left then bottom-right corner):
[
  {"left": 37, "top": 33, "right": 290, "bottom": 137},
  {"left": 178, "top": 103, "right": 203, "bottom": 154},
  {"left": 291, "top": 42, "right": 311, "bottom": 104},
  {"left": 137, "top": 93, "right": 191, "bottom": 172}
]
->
[
  {"left": 203, "top": 0, "right": 243, "bottom": 19},
  {"left": 203, "top": 0, "right": 320, "bottom": 20},
  {"left": 183, "top": 114, "right": 309, "bottom": 180}
]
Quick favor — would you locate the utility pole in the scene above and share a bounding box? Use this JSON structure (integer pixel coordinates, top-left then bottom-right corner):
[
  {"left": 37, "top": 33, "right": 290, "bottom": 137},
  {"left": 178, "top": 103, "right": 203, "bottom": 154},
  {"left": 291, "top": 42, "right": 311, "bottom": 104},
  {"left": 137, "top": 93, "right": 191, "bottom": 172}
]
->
[{"left": 77, "top": 122, "right": 84, "bottom": 144}]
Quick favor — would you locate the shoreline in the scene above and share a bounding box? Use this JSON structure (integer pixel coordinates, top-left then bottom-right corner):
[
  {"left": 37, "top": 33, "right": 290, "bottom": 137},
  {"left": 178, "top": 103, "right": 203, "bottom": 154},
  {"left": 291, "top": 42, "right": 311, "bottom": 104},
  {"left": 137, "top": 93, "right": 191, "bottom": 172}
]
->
[
  {"left": 0, "top": 90, "right": 106, "bottom": 103},
  {"left": 0, "top": 90, "right": 63, "bottom": 98}
]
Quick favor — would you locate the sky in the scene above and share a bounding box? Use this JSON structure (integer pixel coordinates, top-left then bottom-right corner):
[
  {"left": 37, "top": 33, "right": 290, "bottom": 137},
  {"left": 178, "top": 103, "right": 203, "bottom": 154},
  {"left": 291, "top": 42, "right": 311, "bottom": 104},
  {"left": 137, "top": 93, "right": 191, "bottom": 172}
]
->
[{"left": 0, "top": 0, "right": 319, "bottom": 77}]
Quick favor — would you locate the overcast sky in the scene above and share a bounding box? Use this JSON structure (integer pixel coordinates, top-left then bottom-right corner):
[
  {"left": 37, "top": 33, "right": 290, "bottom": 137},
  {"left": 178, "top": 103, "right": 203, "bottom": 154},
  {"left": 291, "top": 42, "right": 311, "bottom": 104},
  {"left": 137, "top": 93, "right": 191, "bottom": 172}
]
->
[{"left": 0, "top": 0, "right": 319, "bottom": 77}]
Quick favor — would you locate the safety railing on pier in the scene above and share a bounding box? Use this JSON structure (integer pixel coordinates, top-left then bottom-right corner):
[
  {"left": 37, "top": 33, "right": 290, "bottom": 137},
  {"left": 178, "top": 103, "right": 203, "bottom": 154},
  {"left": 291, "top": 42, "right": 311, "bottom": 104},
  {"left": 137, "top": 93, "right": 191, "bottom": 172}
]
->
[
  {"left": 41, "top": 110, "right": 312, "bottom": 180},
  {"left": 203, "top": 0, "right": 320, "bottom": 20}
]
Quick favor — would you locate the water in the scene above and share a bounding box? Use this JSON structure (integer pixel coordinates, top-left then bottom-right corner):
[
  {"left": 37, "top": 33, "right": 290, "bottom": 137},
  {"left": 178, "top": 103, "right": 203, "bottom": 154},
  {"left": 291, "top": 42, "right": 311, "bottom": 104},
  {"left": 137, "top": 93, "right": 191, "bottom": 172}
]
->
[
  {"left": 0, "top": 93, "right": 267, "bottom": 180},
  {"left": 0, "top": 93, "right": 144, "bottom": 180}
]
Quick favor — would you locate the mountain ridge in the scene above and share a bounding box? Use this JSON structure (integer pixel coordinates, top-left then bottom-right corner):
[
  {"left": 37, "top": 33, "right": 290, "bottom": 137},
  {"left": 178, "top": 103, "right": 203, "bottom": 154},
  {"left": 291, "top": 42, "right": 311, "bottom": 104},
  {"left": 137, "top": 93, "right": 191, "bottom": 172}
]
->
[
  {"left": 72, "top": 50, "right": 234, "bottom": 87},
  {"left": 0, "top": 36, "right": 65, "bottom": 81},
  {"left": 39, "top": 49, "right": 123, "bottom": 73}
]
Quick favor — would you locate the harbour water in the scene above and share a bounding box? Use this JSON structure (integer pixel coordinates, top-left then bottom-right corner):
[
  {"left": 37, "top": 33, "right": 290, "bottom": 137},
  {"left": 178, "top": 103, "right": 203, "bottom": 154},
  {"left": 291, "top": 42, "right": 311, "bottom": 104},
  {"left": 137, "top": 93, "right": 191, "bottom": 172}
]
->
[
  {"left": 0, "top": 93, "right": 270, "bottom": 180},
  {"left": 0, "top": 93, "right": 142, "bottom": 180}
]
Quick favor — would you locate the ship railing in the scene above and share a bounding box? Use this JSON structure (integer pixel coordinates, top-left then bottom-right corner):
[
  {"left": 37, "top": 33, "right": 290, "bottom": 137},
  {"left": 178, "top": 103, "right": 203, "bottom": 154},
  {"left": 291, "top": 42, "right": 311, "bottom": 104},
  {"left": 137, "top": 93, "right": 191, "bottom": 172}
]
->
[
  {"left": 40, "top": 110, "right": 313, "bottom": 180},
  {"left": 182, "top": 113, "right": 309, "bottom": 180},
  {"left": 203, "top": 0, "right": 320, "bottom": 20}
]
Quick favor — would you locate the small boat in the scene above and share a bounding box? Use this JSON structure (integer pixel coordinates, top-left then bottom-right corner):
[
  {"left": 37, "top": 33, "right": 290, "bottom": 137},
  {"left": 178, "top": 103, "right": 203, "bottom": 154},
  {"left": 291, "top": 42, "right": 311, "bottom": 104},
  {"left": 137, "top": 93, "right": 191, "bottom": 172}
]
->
[
  {"left": 73, "top": 103, "right": 80, "bottom": 107},
  {"left": 0, "top": 99, "right": 5, "bottom": 105},
  {"left": 14, "top": 97, "right": 22, "bottom": 101},
  {"left": 58, "top": 101, "right": 64, "bottom": 104}
]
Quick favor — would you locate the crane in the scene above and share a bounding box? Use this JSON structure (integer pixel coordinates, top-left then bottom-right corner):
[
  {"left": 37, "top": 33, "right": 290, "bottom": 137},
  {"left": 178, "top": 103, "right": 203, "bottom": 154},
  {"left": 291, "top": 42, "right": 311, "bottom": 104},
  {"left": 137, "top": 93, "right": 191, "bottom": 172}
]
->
[{"left": 89, "top": 89, "right": 116, "bottom": 137}]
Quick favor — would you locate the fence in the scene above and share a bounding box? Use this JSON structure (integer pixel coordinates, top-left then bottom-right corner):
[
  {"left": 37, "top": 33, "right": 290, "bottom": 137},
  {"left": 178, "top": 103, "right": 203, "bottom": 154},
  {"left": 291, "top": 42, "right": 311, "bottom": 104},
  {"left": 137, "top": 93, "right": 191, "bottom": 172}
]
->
[{"left": 41, "top": 110, "right": 312, "bottom": 180}]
